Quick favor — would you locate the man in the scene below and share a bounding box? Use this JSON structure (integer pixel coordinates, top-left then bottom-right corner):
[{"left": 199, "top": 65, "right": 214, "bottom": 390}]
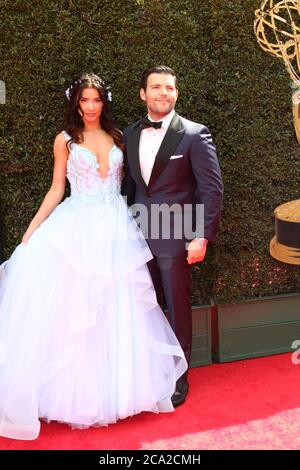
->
[{"left": 122, "top": 65, "right": 223, "bottom": 407}]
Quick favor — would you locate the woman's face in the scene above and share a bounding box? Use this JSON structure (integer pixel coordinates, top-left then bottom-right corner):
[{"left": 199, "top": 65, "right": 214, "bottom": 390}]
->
[{"left": 78, "top": 87, "right": 103, "bottom": 124}]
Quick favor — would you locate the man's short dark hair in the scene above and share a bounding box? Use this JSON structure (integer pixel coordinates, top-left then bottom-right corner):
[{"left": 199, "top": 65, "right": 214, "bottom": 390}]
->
[{"left": 140, "top": 65, "right": 178, "bottom": 91}]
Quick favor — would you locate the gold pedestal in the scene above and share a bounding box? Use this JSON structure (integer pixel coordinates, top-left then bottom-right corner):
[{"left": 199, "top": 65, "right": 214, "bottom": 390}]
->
[{"left": 270, "top": 199, "right": 300, "bottom": 265}]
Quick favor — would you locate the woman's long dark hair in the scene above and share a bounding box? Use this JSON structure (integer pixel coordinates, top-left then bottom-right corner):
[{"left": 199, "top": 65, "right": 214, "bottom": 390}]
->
[{"left": 63, "top": 73, "right": 123, "bottom": 150}]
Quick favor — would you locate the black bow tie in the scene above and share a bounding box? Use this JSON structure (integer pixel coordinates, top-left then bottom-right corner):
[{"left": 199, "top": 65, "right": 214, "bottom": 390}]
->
[{"left": 140, "top": 117, "right": 163, "bottom": 130}]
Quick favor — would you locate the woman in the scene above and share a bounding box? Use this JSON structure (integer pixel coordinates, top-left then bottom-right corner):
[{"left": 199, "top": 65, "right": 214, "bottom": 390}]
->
[{"left": 0, "top": 73, "right": 187, "bottom": 440}]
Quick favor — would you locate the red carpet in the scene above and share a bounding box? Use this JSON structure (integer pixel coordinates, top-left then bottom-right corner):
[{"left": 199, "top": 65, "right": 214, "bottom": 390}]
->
[{"left": 0, "top": 352, "right": 299, "bottom": 450}]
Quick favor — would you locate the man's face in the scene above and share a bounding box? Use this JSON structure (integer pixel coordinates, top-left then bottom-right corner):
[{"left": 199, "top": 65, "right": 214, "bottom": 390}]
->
[{"left": 140, "top": 73, "right": 178, "bottom": 120}]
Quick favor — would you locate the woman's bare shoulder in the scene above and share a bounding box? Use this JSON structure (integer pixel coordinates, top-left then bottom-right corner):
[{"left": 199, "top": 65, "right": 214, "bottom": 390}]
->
[
  {"left": 54, "top": 131, "right": 68, "bottom": 145},
  {"left": 53, "top": 132, "right": 69, "bottom": 158}
]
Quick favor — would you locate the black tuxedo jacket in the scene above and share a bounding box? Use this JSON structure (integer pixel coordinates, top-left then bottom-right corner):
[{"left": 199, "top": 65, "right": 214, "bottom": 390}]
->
[{"left": 122, "top": 112, "right": 223, "bottom": 257}]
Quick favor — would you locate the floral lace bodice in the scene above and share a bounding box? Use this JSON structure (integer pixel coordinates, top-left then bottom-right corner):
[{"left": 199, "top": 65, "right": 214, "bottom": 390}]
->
[{"left": 62, "top": 131, "right": 123, "bottom": 203}]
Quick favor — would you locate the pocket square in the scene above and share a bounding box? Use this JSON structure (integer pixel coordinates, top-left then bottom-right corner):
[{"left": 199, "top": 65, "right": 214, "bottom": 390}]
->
[{"left": 170, "top": 154, "right": 183, "bottom": 160}]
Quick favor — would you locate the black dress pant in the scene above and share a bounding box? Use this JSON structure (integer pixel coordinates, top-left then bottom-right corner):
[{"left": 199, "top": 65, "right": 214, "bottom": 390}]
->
[{"left": 147, "top": 254, "right": 191, "bottom": 384}]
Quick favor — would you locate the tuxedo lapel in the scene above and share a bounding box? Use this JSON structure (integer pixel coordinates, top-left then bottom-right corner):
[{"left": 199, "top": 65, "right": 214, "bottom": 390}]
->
[
  {"left": 126, "top": 119, "right": 148, "bottom": 192},
  {"left": 126, "top": 113, "right": 185, "bottom": 192},
  {"left": 147, "top": 113, "right": 185, "bottom": 189}
]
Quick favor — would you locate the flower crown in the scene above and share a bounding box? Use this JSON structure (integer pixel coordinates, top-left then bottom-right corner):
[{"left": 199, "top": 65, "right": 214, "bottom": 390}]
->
[{"left": 65, "top": 77, "right": 112, "bottom": 102}]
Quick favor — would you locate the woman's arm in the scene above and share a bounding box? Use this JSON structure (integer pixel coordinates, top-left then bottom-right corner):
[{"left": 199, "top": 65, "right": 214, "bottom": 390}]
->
[
  {"left": 22, "top": 133, "right": 69, "bottom": 244},
  {"left": 121, "top": 128, "right": 136, "bottom": 206}
]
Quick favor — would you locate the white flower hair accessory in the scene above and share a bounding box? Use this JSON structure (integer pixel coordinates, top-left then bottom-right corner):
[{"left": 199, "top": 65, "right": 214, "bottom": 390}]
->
[
  {"left": 64, "top": 76, "right": 112, "bottom": 102},
  {"left": 65, "top": 79, "right": 82, "bottom": 101},
  {"left": 65, "top": 87, "right": 71, "bottom": 101},
  {"left": 99, "top": 79, "right": 112, "bottom": 102},
  {"left": 106, "top": 89, "right": 112, "bottom": 102}
]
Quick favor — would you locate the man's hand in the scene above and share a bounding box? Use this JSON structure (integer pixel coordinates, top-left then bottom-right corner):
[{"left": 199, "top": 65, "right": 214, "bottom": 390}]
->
[{"left": 186, "top": 238, "right": 208, "bottom": 265}]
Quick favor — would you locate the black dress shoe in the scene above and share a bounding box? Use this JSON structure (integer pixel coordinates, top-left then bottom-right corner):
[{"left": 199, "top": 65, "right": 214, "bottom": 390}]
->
[{"left": 171, "top": 381, "right": 189, "bottom": 407}]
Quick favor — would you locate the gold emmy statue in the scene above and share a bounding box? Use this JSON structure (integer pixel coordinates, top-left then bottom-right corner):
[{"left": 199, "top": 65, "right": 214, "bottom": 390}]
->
[{"left": 254, "top": 0, "right": 300, "bottom": 264}]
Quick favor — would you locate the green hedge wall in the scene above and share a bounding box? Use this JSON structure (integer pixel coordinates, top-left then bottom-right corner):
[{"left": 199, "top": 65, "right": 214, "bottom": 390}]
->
[{"left": 0, "top": 0, "right": 299, "bottom": 304}]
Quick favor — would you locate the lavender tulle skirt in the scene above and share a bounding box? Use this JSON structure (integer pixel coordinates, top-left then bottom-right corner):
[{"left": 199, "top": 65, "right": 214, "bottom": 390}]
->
[{"left": 0, "top": 194, "right": 187, "bottom": 440}]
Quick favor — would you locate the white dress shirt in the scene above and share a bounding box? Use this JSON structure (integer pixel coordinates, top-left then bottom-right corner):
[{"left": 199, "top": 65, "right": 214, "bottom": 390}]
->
[{"left": 139, "top": 109, "right": 175, "bottom": 185}]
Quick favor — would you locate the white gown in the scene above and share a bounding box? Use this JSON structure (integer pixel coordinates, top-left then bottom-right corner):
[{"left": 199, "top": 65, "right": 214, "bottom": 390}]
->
[{"left": 0, "top": 131, "right": 187, "bottom": 440}]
